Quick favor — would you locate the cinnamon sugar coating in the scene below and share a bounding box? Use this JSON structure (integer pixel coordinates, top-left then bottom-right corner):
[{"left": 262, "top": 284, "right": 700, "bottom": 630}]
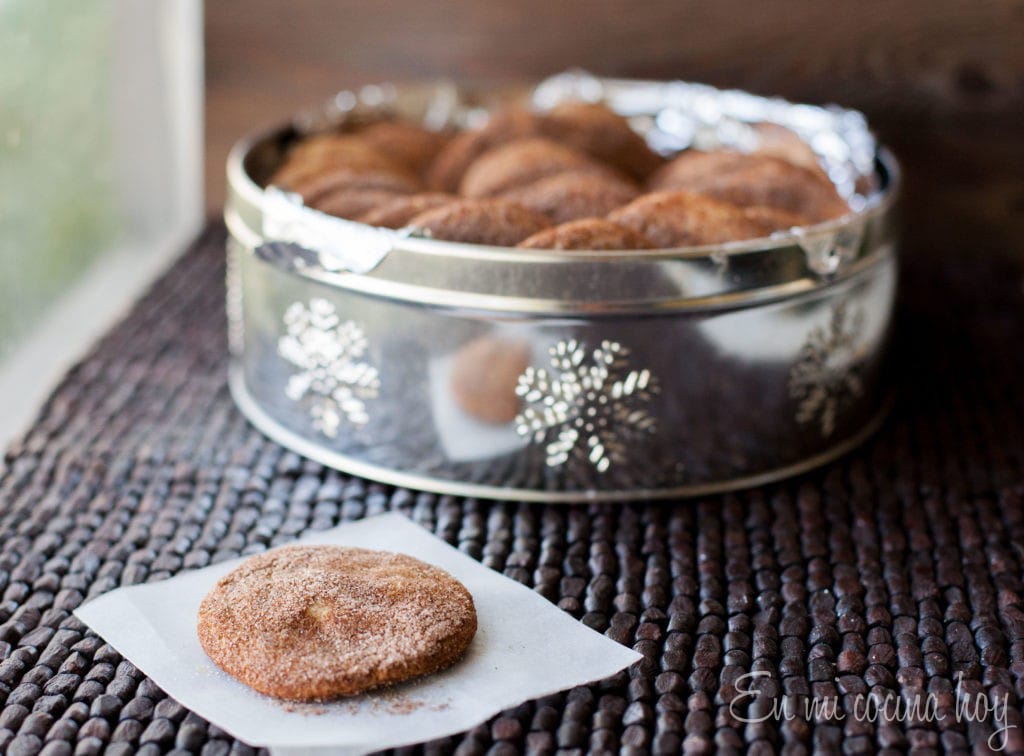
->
[
  {"left": 518, "top": 218, "right": 653, "bottom": 250},
  {"left": 290, "top": 167, "right": 421, "bottom": 206},
  {"left": 426, "top": 107, "right": 543, "bottom": 192},
  {"left": 197, "top": 545, "right": 477, "bottom": 701},
  {"left": 649, "top": 150, "right": 848, "bottom": 221},
  {"left": 751, "top": 122, "right": 827, "bottom": 176},
  {"left": 609, "top": 190, "right": 791, "bottom": 247},
  {"left": 539, "top": 101, "right": 664, "bottom": 181},
  {"left": 459, "top": 137, "right": 613, "bottom": 198},
  {"left": 357, "top": 193, "right": 456, "bottom": 229},
  {"left": 500, "top": 169, "right": 639, "bottom": 224},
  {"left": 740, "top": 204, "right": 811, "bottom": 232},
  {"left": 408, "top": 198, "right": 551, "bottom": 246},
  {"left": 270, "top": 135, "right": 412, "bottom": 191},
  {"left": 357, "top": 121, "right": 451, "bottom": 175},
  {"left": 310, "top": 188, "right": 409, "bottom": 221}
]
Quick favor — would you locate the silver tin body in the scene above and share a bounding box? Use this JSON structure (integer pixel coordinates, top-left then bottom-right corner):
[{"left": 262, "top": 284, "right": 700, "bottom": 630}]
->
[{"left": 225, "top": 74, "right": 899, "bottom": 502}]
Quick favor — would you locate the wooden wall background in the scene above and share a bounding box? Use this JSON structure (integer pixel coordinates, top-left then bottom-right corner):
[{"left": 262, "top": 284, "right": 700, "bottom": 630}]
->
[{"left": 205, "top": 0, "right": 1024, "bottom": 258}]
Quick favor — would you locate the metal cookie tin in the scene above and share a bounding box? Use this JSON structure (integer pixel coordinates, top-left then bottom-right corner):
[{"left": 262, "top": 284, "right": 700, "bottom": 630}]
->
[{"left": 224, "top": 72, "right": 899, "bottom": 502}]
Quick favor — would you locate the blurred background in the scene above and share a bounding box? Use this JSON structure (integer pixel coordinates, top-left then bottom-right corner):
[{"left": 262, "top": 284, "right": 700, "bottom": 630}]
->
[
  {"left": 0, "top": 1, "right": 201, "bottom": 440},
  {"left": 1, "top": 0, "right": 1022, "bottom": 441}
]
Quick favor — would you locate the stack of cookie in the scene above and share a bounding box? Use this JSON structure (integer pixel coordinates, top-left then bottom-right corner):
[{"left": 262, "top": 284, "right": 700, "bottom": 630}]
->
[{"left": 270, "top": 102, "right": 849, "bottom": 250}]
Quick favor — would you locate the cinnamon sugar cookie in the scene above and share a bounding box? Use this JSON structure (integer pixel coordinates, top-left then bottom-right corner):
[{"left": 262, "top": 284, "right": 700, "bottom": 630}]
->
[
  {"left": 426, "top": 106, "right": 543, "bottom": 192},
  {"left": 460, "top": 137, "right": 609, "bottom": 198},
  {"left": 539, "top": 101, "right": 664, "bottom": 181},
  {"left": 500, "top": 170, "right": 639, "bottom": 224},
  {"left": 310, "top": 188, "right": 409, "bottom": 221},
  {"left": 270, "top": 135, "right": 410, "bottom": 191},
  {"left": 609, "top": 190, "right": 781, "bottom": 247},
  {"left": 740, "top": 205, "right": 810, "bottom": 234},
  {"left": 292, "top": 167, "right": 421, "bottom": 206},
  {"left": 751, "top": 122, "right": 826, "bottom": 176},
  {"left": 649, "top": 150, "right": 848, "bottom": 221},
  {"left": 408, "top": 198, "right": 551, "bottom": 246},
  {"left": 197, "top": 545, "right": 477, "bottom": 701},
  {"left": 518, "top": 218, "right": 653, "bottom": 250},
  {"left": 357, "top": 121, "right": 451, "bottom": 175},
  {"left": 358, "top": 192, "right": 456, "bottom": 228}
]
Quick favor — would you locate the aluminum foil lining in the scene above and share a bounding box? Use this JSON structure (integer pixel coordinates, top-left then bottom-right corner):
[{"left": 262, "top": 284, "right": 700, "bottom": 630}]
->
[
  {"left": 532, "top": 70, "right": 880, "bottom": 209},
  {"left": 261, "top": 187, "right": 399, "bottom": 274}
]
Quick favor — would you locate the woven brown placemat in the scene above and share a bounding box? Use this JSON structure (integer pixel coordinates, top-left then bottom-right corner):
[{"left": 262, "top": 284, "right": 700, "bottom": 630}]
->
[{"left": 1, "top": 223, "right": 1023, "bottom": 755}]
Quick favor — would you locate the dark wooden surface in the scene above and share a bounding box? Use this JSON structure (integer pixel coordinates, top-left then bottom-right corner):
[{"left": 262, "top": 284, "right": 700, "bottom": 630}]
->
[{"left": 205, "top": 0, "right": 1024, "bottom": 262}]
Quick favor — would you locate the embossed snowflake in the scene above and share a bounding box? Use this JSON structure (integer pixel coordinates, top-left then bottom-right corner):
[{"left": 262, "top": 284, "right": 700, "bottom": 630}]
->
[
  {"left": 514, "top": 339, "right": 658, "bottom": 473},
  {"left": 789, "top": 301, "right": 865, "bottom": 438},
  {"left": 278, "top": 299, "right": 380, "bottom": 437}
]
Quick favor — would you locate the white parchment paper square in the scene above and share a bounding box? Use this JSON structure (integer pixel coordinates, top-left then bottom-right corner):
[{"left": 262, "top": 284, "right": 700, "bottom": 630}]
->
[{"left": 75, "top": 513, "right": 640, "bottom": 755}]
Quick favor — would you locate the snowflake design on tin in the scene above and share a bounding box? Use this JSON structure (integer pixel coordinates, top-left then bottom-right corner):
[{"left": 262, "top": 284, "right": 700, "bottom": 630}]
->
[
  {"left": 278, "top": 299, "right": 380, "bottom": 437},
  {"left": 514, "top": 339, "right": 658, "bottom": 473},
  {"left": 789, "top": 301, "right": 866, "bottom": 438}
]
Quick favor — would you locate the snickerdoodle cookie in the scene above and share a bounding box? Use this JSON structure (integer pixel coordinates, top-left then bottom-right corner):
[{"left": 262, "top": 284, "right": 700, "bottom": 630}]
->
[
  {"left": 408, "top": 198, "right": 551, "bottom": 246},
  {"left": 649, "top": 150, "right": 848, "bottom": 221},
  {"left": 426, "top": 106, "right": 543, "bottom": 192},
  {"left": 518, "top": 218, "right": 653, "bottom": 250},
  {"left": 357, "top": 192, "right": 456, "bottom": 229},
  {"left": 197, "top": 545, "right": 477, "bottom": 701},
  {"left": 538, "top": 101, "right": 664, "bottom": 181},
  {"left": 270, "top": 135, "right": 414, "bottom": 194},
  {"left": 500, "top": 169, "right": 639, "bottom": 224},
  {"left": 459, "top": 137, "right": 614, "bottom": 198},
  {"left": 609, "top": 190, "right": 800, "bottom": 247},
  {"left": 356, "top": 121, "right": 451, "bottom": 176}
]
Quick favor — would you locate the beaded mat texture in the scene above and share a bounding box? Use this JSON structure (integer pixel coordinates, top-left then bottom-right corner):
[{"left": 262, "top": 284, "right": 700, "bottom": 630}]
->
[{"left": 1, "top": 222, "right": 1023, "bottom": 756}]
